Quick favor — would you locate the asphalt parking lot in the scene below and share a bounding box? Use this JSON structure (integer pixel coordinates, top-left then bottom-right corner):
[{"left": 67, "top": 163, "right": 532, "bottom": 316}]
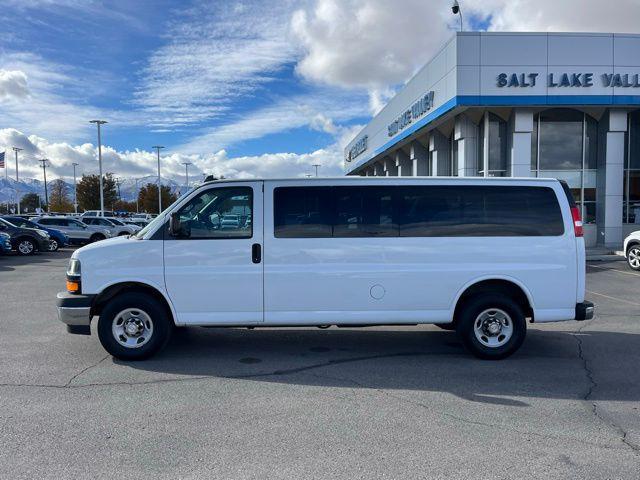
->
[{"left": 0, "top": 250, "right": 639, "bottom": 479}]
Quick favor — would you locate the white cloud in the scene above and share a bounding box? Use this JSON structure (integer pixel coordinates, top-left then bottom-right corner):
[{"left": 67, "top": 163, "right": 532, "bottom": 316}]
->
[
  {"left": 0, "top": 128, "right": 348, "bottom": 187},
  {"left": 134, "top": 1, "right": 303, "bottom": 128},
  {"left": 465, "top": 0, "right": 640, "bottom": 32},
  {"left": 176, "top": 89, "right": 369, "bottom": 154},
  {"left": 0, "top": 70, "right": 29, "bottom": 100},
  {"left": 292, "top": 0, "right": 453, "bottom": 90}
]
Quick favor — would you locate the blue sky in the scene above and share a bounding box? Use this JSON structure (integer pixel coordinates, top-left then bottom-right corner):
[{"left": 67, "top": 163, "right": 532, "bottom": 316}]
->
[{"left": 0, "top": 0, "right": 636, "bottom": 182}]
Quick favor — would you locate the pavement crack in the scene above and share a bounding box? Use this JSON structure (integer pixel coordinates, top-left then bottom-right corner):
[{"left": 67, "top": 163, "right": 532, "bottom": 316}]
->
[
  {"left": 573, "top": 322, "right": 640, "bottom": 455},
  {"left": 64, "top": 355, "right": 110, "bottom": 387}
]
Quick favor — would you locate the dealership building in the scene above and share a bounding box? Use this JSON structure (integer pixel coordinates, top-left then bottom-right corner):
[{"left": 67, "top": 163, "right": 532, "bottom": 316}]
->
[{"left": 344, "top": 32, "right": 640, "bottom": 247}]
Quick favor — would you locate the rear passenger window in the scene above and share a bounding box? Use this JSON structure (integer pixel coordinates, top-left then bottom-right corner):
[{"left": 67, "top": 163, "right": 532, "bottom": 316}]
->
[
  {"left": 397, "top": 186, "right": 564, "bottom": 237},
  {"left": 274, "top": 187, "right": 332, "bottom": 238}
]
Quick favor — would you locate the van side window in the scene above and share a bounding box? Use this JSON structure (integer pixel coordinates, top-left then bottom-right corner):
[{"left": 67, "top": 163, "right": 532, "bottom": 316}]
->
[
  {"left": 274, "top": 185, "right": 563, "bottom": 238},
  {"left": 274, "top": 187, "right": 332, "bottom": 238},
  {"left": 174, "top": 187, "right": 252, "bottom": 239},
  {"left": 334, "top": 186, "right": 397, "bottom": 237},
  {"left": 397, "top": 186, "right": 564, "bottom": 237}
]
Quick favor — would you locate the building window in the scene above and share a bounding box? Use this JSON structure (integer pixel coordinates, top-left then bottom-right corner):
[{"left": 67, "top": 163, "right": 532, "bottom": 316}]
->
[
  {"left": 478, "top": 113, "right": 507, "bottom": 177},
  {"left": 624, "top": 110, "right": 640, "bottom": 224},
  {"left": 531, "top": 108, "right": 598, "bottom": 224}
]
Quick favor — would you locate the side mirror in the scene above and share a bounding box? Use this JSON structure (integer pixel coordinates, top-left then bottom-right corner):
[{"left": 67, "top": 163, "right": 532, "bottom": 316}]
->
[{"left": 169, "top": 212, "right": 183, "bottom": 237}]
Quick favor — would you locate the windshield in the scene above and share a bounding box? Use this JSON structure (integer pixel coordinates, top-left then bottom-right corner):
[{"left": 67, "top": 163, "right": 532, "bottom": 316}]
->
[
  {"left": 0, "top": 218, "right": 14, "bottom": 228},
  {"left": 109, "top": 218, "right": 124, "bottom": 226}
]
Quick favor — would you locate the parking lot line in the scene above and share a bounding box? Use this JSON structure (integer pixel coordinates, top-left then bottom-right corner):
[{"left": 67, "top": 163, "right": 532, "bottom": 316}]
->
[
  {"left": 587, "top": 290, "right": 640, "bottom": 307},
  {"left": 587, "top": 263, "right": 640, "bottom": 277}
]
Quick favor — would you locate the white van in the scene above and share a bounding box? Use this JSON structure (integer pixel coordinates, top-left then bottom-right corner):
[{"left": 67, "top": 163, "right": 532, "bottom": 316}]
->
[{"left": 56, "top": 177, "right": 593, "bottom": 360}]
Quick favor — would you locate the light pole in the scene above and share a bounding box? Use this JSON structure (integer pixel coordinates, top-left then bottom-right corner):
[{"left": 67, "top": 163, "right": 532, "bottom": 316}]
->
[
  {"left": 38, "top": 159, "right": 50, "bottom": 212},
  {"left": 72, "top": 162, "right": 79, "bottom": 214},
  {"left": 134, "top": 177, "right": 141, "bottom": 213},
  {"left": 452, "top": 1, "right": 463, "bottom": 32},
  {"left": 312, "top": 163, "right": 321, "bottom": 177},
  {"left": 182, "top": 161, "right": 192, "bottom": 193},
  {"left": 89, "top": 120, "right": 107, "bottom": 216},
  {"left": 12, "top": 147, "right": 23, "bottom": 214},
  {"left": 152, "top": 146, "right": 164, "bottom": 213}
]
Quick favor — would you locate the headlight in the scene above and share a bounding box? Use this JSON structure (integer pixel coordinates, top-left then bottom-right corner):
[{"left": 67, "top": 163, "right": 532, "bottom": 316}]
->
[
  {"left": 67, "top": 258, "right": 81, "bottom": 276},
  {"left": 37, "top": 230, "right": 49, "bottom": 238}
]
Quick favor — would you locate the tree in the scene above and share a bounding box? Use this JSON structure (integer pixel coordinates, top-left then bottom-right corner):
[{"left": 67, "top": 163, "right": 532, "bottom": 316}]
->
[
  {"left": 76, "top": 173, "right": 118, "bottom": 212},
  {"left": 20, "top": 193, "right": 42, "bottom": 213},
  {"left": 138, "top": 183, "right": 177, "bottom": 214},
  {"left": 49, "top": 179, "right": 74, "bottom": 213},
  {"left": 113, "top": 199, "right": 137, "bottom": 213}
]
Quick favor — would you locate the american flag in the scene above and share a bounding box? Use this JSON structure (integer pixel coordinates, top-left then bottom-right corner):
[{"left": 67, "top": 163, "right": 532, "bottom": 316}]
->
[{"left": 0, "top": 151, "right": 5, "bottom": 168}]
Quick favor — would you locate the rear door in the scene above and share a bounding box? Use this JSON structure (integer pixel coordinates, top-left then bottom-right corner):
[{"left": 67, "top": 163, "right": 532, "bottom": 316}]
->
[{"left": 163, "top": 182, "right": 263, "bottom": 325}]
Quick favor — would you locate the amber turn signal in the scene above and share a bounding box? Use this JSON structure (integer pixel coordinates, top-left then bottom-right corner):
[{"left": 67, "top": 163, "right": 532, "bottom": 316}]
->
[{"left": 66, "top": 280, "right": 80, "bottom": 293}]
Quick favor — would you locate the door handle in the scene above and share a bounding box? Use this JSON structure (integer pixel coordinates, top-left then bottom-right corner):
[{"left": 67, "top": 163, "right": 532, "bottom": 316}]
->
[{"left": 252, "top": 243, "right": 262, "bottom": 264}]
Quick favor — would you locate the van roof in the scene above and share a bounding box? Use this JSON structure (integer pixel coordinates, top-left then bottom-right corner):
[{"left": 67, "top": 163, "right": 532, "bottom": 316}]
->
[{"left": 202, "top": 176, "right": 561, "bottom": 185}]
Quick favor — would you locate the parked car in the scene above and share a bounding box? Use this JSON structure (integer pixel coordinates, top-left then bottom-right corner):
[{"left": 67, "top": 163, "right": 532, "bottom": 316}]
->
[
  {"left": 122, "top": 219, "right": 149, "bottom": 229},
  {"left": 0, "top": 232, "right": 12, "bottom": 254},
  {"left": 0, "top": 217, "right": 50, "bottom": 255},
  {"left": 2, "top": 216, "right": 69, "bottom": 251},
  {"left": 623, "top": 231, "right": 640, "bottom": 270},
  {"left": 130, "top": 213, "right": 155, "bottom": 222},
  {"left": 81, "top": 210, "right": 115, "bottom": 218},
  {"left": 33, "top": 216, "right": 112, "bottom": 245},
  {"left": 56, "top": 177, "right": 593, "bottom": 361},
  {"left": 81, "top": 217, "right": 139, "bottom": 236}
]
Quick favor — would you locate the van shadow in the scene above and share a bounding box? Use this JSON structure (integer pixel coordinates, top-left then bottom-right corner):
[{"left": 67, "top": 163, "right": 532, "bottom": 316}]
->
[{"left": 124, "top": 327, "right": 640, "bottom": 406}]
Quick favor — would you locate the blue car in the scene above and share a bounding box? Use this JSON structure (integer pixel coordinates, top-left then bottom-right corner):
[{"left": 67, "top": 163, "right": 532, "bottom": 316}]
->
[
  {"left": 1, "top": 216, "right": 69, "bottom": 251},
  {"left": 0, "top": 232, "right": 11, "bottom": 254}
]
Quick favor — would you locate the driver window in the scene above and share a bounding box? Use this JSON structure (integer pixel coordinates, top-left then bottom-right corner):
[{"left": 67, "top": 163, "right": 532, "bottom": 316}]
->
[{"left": 175, "top": 186, "right": 253, "bottom": 239}]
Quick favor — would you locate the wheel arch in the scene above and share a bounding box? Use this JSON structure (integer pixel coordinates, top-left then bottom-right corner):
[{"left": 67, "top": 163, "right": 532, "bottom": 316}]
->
[
  {"left": 452, "top": 277, "right": 535, "bottom": 324},
  {"left": 626, "top": 239, "right": 640, "bottom": 253},
  {"left": 91, "top": 281, "right": 177, "bottom": 326}
]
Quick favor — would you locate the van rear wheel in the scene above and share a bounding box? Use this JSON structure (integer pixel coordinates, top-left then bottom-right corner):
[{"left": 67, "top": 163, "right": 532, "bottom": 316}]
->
[
  {"left": 97, "top": 292, "right": 172, "bottom": 360},
  {"left": 456, "top": 294, "right": 526, "bottom": 360}
]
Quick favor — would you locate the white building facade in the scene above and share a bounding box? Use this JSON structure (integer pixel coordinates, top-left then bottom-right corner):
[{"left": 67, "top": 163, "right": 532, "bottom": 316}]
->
[{"left": 344, "top": 32, "right": 640, "bottom": 248}]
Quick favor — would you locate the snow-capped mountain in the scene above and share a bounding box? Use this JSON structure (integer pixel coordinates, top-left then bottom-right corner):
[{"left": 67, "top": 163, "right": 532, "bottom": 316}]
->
[{"left": 0, "top": 176, "right": 185, "bottom": 204}]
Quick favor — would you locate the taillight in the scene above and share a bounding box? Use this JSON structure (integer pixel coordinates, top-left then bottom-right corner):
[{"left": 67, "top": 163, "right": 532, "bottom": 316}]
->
[{"left": 571, "top": 206, "right": 583, "bottom": 237}]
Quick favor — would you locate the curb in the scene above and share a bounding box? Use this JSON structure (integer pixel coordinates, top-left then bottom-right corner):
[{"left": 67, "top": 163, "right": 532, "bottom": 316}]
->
[{"left": 586, "top": 254, "right": 625, "bottom": 262}]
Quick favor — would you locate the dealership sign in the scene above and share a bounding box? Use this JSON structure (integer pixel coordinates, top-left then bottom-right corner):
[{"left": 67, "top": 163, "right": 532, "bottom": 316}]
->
[
  {"left": 498, "top": 72, "right": 640, "bottom": 88},
  {"left": 346, "top": 135, "right": 368, "bottom": 162},
  {"left": 387, "top": 91, "right": 435, "bottom": 137}
]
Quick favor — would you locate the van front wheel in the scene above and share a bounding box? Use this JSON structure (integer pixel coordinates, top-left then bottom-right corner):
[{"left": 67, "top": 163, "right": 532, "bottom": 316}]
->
[
  {"left": 97, "top": 292, "right": 172, "bottom": 360},
  {"left": 456, "top": 294, "right": 526, "bottom": 360}
]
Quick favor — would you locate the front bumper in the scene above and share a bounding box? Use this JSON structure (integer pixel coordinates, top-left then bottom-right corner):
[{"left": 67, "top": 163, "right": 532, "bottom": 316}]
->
[
  {"left": 56, "top": 292, "right": 95, "bottom": 335},
  {"left": 575, "top": 301, "right": 595, "bottom": 321}
]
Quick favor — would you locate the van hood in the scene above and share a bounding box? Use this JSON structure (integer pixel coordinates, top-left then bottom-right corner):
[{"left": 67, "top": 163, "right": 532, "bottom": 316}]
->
[{"left": 72, "top": 234, "right": 133, "bottom": 259}]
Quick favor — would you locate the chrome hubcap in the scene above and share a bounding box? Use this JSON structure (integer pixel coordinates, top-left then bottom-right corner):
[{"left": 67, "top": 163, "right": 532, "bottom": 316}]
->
[
  {"left": 18, "top": 241, "right": 33, "bottom": 254},
  {"left": 49, "top": 240, "right": 58, "bottom": 251},
  {"left": 112, "top": 308, "right": 154, "bottom": 349},
  {"left": 474, "top": 308, "right": 513, "bottom": 348},
  {"left": 629, "top": 248, "right": 640, "bottom": 268}
]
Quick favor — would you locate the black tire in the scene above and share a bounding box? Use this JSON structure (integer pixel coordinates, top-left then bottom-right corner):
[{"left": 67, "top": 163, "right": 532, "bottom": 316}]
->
[
  {"left": 89, "top": 233, "right": 105, "bottom": 243},
  {"left": 455, "top": 294, "right": 526, "bottom": 360},
  {"left": 627, "top": 244, "right": 640, "bottom": 271},
  {"left": 97, "top": 292, "right": 173, "bottom": 360},
  {"left": 435, "top": 323, "right": 456, "bottom": 331},
  {"left": 15, "top": 237, "right": 36, "bottom": 256},
  {"left": 49, "top": 239, "right": 59, "bottom": 251}
]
